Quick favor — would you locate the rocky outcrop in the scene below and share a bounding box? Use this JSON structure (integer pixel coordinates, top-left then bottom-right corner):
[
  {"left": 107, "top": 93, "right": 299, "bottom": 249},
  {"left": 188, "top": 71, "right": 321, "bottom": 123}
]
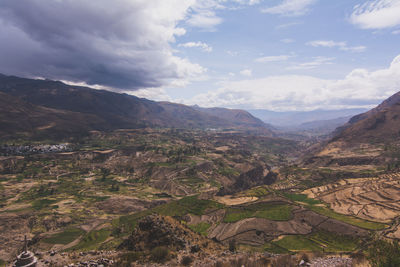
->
[
  {"left": 218, "top": 165, "right": 277, "bottom": 195},
  {"left": 119, "top": 215, "right": 186, "bottom": 251},
  {"left": 119, "top": 215, "right": 217, "bottom": 253}
]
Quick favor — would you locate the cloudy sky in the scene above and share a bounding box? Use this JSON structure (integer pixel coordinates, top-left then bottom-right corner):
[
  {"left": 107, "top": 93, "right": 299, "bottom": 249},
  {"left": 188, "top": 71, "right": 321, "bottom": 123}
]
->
[{"left": 0, "top": 0, "right": 399, "bottom": 111}]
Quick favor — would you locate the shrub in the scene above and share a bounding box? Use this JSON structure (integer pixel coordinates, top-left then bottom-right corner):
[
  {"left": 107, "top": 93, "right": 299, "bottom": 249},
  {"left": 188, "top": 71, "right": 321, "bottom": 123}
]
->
[
  {"left": 368, "top": 239, "right": 400, "bottom": 267},
  {"left": 351, "top": 251, "right": 367, "bottom": 266},
  {"left": 229, "top": 239, "right": 236, "bottom": 252},
  {"left": 116, "top": 252, "right": 140, "bottom": 266},
  {"left": 190, "top": 244, "right": 200, "bottom": 253},
  {"left": 272, "top": 255, "right": 296, "bottom": 267},
  {"left": 300, "top": 253, "right": 310, "bottom": 263},
  {"left": 151, "top": 246, "right": 169, "bottom": 263},
  {"left": 181, "top": 255, "right": 193, "bottom": 266}
]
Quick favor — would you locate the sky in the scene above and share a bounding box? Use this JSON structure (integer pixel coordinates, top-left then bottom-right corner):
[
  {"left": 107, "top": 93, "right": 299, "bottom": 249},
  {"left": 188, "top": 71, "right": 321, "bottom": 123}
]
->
[{"left": 0, "top": 0, "right": 399, "bottom": 111}]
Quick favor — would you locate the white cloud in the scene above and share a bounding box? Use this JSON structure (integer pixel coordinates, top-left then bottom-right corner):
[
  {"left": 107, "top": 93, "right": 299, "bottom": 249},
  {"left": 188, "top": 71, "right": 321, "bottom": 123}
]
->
[
  {"left": 262, "top": 0, "right": 317, "bottom": 16},
  {"left": 178, "top": 41, "right": 213, "bottom": 52},
  {"left": 183, "top": 54, "right": 400, "bottom": 111},
  {"left": 308, "top": 40, "right": 347, "bottom": 48},
  {"left": 281, "top": 38, "right": 295, "bottom": 43},
  {"left": 240, "top": 69, "right": 252, "bottom": 76},
  {"left": 255, "top": 55, "right": 293, "bottom": 62},
  {"left": 233, "top": 0, "right": 261, "bottom": 5},
  {"left": 287, "top": 56, "right": 334, "bottom": 70},
  {"left": 343, "top": 46, "right": 367, "bottom": 53},
  {"left": 351, "top": 0, "right": 400, "bottom": 29},
  {"left": 186, "top": 0, "right": 225, "bottom": 31},
  {"left": 248, "top": 0, "right": 261, "bottom": 5},
  {"left": 275, "top": 22, "right": 302, "bottom": 29},
  {"left": 226, "top": 50, "right": 239, "bottom": 56},
  {"left": 392, "top": 29, "right": 400, "bottom": 34},
  {"left": 307, "top": 40, "right": 366, "bottom": 53},
  {"left": 187, "top": 12, "right": 223, "bottom": 30},
  {"left": 129, "top": 87, "right": 172, "bottom": 102}
]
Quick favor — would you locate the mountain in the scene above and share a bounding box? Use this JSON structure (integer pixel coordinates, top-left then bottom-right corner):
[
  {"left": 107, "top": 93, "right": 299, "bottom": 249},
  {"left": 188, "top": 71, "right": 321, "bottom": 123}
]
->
[
  {"left": 276, "top": 116, "right": 352, "bottom": 138},
  {"left": 247, "top": 108, "right": 367, "bottom": 127},
  {"left": 0, "top": 74, "right": 273, "bottom": 139},
  {"left": 332, "top": 91, "right": 400, "bottom": 143},
  {"left": 0, "top": 92, "right": 107, "bottom": 139},
  {"left": 298, "top": 116, "right": 351, "bottom": 131},
  {"left": 192, "top": 105, "right": 271, "bottom": 128},
  {"left": 304, "top": 91, "right": 400, "bottom": 169}
]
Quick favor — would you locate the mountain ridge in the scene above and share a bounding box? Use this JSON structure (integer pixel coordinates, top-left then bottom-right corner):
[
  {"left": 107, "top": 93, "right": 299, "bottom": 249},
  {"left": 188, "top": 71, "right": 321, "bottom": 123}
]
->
[
  {"left": 0, "top": 74, "right": 273, "bottom": 139},
  {"left": 248, "top": 108, "right": 367, "bottom": 127}
]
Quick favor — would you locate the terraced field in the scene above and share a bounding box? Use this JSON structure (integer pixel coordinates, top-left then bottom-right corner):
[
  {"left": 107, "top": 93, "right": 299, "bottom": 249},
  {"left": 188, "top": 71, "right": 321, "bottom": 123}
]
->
[
  {"left": 207, "top": 205, "right": 369, "bottom": 245},
  {"left": 304, "top": 173, "right": 400, "bottom": 222},
  {"left": 304, "top": 173, "right": 400, "bottom": 238},
  {"left": 0, "top": 129, "right": 301, "bottom": 263}
]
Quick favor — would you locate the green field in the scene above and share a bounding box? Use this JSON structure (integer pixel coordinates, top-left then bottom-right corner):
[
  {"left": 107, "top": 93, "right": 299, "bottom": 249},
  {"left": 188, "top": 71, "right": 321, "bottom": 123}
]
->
[
  {"left": 43, "top": 227, "right": 85, "bottom": 244},
  {"left": 273, "top": 231, "right": 360, "bottom": 252},
  {"left": 282, "top": 192, "right": 387, "bottom": 230},
  {"left": 69, "top": 229, "right": 111, "bottom": 251},
  {"left": 274, "top": 235, "right": 322, "bottom": 251},
  {"left": 262, "top": 243, "right": 289, "bottom": 254},
  {"left": 188, "top": 222, "right": 211, "bottom": 236},
  {"left": 224, "top": 202, "right": 292, "bottom": 223},
  {"left": 115, "top": 209, "right": 154, "bottom": 233},
  {"left": 309, "top": 231, "right": 359, "bottom": 252},
  {"left": 31, "top": 198, "right": 57, "bottom": 210},
  {"left": 282, "top": 193, "right": 321, "bottom": 205},
  {"left": 115, "top": 195, "right": 223, "bottom": 234},
  {"left": 308, "top": 205, "right": 387, "bottom": 230},
  {"left": 240, "top": 186, "right": 270, "bottom": 197},
  {"left": 154, "top": 195, "right": 224, "bottom": 217}
]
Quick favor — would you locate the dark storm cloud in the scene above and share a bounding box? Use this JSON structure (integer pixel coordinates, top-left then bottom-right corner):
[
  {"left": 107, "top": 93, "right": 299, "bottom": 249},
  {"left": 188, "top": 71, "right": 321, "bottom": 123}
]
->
[{"left": 0, "top": 0, "right": 201, "bottom": 89}]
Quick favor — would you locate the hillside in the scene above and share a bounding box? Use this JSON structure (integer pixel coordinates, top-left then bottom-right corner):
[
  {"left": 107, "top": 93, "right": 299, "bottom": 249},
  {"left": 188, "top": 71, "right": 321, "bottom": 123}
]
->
[
  {"left": 332, "top": 91, "right": 400, "bottom": 143},
  {"left": 0, "top": 92, "right": 107, "bottom": 139},
  {"left": 193, "top": 106, "right": 270, "bottom": 128},
  {"left": 304, "top": 90, "right": 400, "bottom": 171},
  {"left": 0, "top": 74, "right": 273, "bottom": 139}
]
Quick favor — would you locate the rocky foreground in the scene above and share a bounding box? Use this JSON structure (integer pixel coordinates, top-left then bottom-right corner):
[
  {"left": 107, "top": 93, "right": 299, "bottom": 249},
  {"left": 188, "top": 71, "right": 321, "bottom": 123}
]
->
[{"left": 9, "top": 215, "right": 359, "bottom": 267}]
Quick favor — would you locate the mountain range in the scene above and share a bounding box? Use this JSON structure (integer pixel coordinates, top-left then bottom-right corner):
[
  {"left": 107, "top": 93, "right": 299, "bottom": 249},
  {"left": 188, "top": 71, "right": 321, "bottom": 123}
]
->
[
  {"left": 247, "top": 108, "right": 367, "bottom": 127},
  {"left": 0, "top": 74, "right": 272, "bottom": 140},
  {"left": 1, "top": 73, "right": 399, "bottom": 146}
]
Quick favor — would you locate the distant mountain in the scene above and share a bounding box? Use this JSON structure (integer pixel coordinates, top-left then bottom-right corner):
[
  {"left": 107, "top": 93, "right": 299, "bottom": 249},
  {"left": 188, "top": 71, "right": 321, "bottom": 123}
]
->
[
  {"left": 332, "top": 91, "right": 400, "bottom": 143},
  {"left": 297, "top": 116, "right": 351, "bottom": 131},
  {"left": 247, "top": 108, "right": 367, "bottom": 127},
  {"left": 277, "top": 116, "right": 352, "bottom": 138},
  {"left": 192, "top": 106, "right": 271, "bottom": 128},
  {"left": 0, "top": 74, "right": 273, "bottom": 139}
]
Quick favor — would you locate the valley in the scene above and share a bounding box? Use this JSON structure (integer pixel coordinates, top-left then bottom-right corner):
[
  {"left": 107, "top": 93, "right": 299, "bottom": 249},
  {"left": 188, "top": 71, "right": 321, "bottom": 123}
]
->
[
  {"left": 0, "top": 75, "right": 400, "bottom": 266},
  {"left": 2, "top": 0, "right": 400, "bottom": 265},
  {"left": 0, "top": 126, "right": 399, "bottom": 266}
]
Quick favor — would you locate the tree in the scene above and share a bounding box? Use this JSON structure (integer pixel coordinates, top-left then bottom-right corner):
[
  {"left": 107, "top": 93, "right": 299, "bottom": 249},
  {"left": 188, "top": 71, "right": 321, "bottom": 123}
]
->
[{"left": 100, "top": 168, "right": 110, "bottom": 181}]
